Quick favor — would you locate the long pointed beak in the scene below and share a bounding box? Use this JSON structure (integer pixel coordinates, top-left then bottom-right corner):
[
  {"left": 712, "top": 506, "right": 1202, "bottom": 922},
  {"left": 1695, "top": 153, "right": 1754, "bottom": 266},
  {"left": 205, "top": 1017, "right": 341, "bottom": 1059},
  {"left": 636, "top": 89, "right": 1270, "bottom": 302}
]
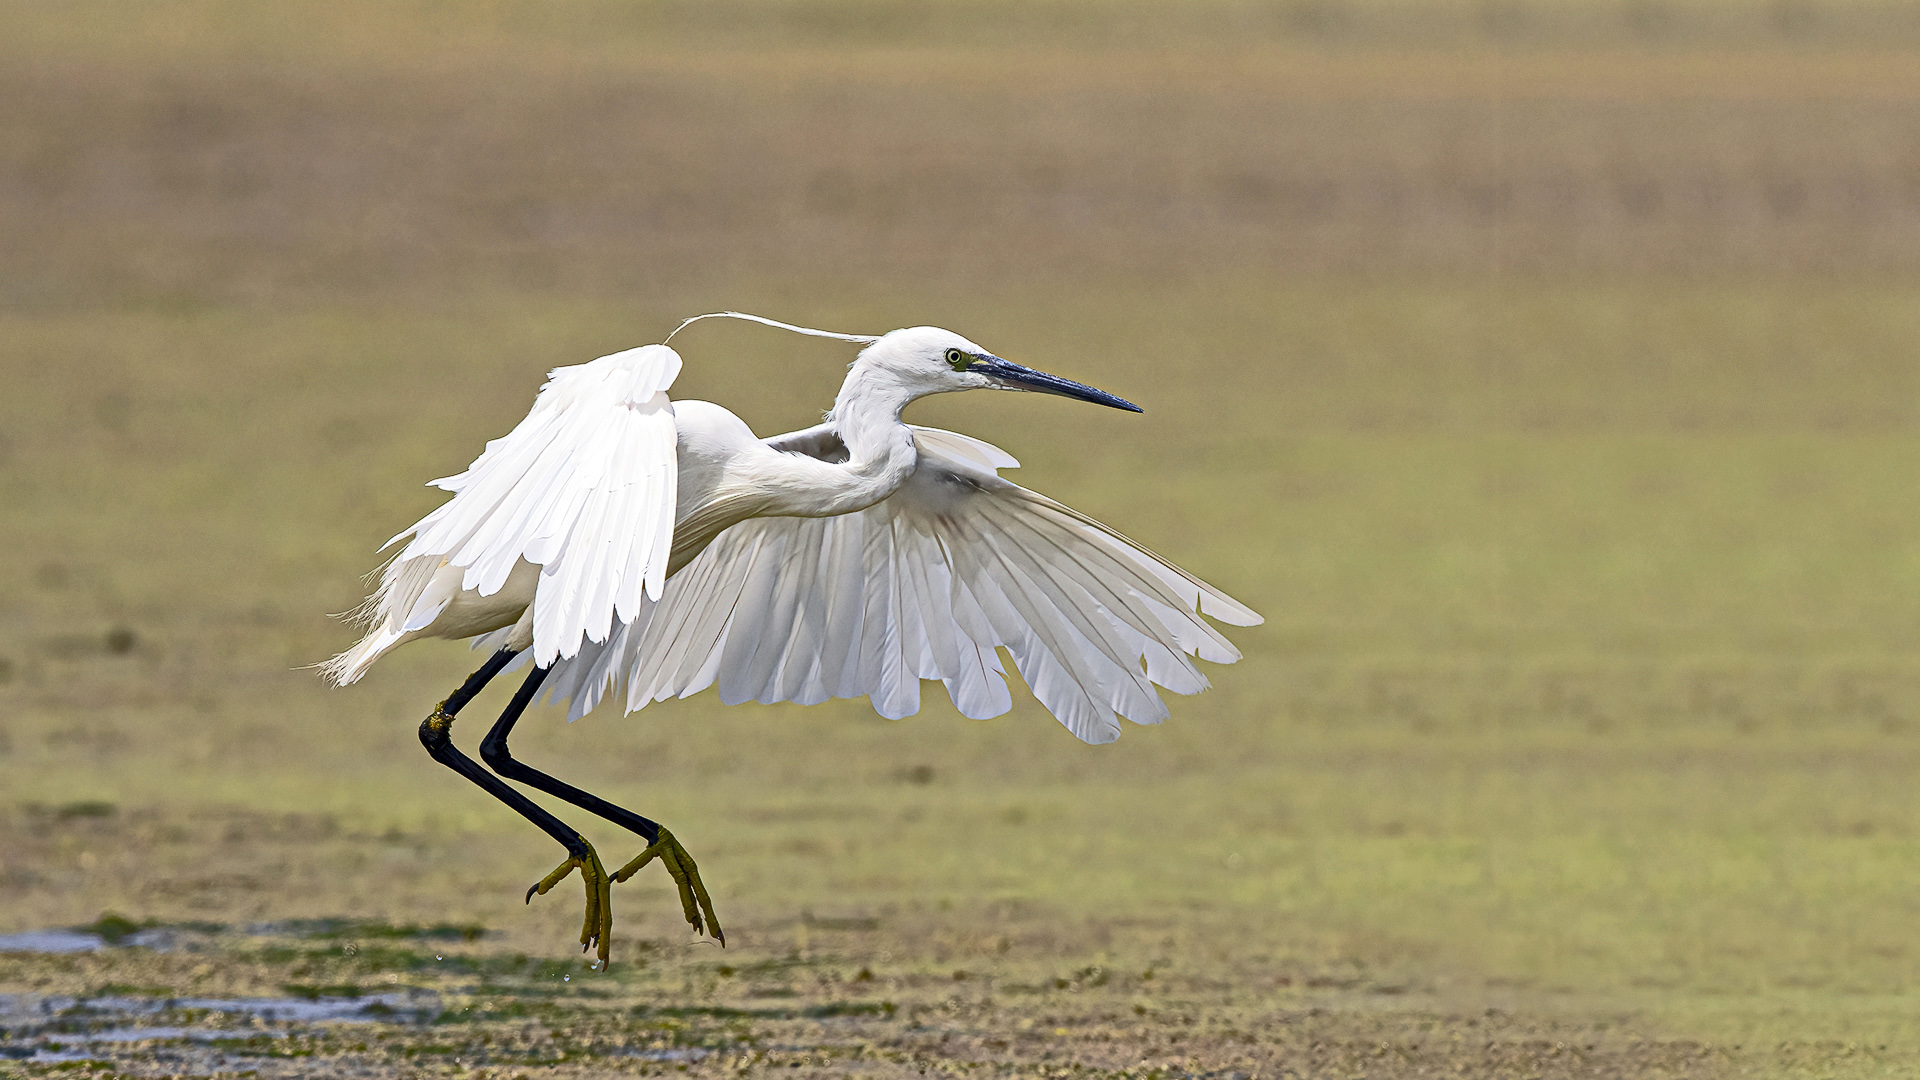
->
[{"left": 973, "top": 356, "right": 1143, "bottom": 413}]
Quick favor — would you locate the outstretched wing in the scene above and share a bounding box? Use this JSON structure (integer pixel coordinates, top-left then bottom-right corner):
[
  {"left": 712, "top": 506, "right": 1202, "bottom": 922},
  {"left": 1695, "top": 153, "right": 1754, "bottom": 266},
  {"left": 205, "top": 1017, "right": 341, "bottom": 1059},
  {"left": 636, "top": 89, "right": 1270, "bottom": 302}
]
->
[
  {"left": 380, "top": 344, "right": 681, "bottom": 667},
  {"left": 548, "top": 426, "right": 1259, "bottom": 743}
]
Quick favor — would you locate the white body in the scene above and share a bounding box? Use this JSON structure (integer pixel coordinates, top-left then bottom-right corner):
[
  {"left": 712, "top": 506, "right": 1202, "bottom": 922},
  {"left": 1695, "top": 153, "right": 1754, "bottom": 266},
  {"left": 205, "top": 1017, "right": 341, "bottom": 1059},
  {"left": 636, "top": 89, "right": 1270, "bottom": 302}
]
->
[{"left": 326, "top": 325, "right": 1260, "bottom": 744}]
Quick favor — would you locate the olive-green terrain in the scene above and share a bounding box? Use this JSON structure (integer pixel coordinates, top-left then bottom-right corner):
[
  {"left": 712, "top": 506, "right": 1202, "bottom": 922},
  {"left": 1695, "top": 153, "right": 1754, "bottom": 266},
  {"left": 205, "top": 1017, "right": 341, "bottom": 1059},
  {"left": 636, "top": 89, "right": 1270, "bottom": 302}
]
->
[{"left": 2, "top": 2, "right": 1917, "bottom": 1076}]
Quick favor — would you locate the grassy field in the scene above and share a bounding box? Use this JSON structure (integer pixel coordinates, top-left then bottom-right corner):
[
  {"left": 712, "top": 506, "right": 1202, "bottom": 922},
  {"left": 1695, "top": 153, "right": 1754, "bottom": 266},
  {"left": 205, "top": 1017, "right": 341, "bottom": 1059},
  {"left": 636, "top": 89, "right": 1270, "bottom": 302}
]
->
[{"left": 3, "top": 3, "right": 1919, "bottom": 1077}]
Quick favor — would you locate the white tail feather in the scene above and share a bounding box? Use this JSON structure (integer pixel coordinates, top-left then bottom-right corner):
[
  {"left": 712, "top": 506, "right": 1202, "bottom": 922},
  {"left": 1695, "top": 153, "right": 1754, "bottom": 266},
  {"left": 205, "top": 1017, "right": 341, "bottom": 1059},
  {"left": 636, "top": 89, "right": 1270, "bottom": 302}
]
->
[{"left": 319, "top": 624, "right": 412, "bottom": 686}]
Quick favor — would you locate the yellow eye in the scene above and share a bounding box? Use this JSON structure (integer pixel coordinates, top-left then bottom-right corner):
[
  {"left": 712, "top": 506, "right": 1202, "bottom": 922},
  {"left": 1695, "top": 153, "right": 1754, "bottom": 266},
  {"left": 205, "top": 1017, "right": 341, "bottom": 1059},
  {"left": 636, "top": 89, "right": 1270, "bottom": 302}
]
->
[{"left": 945, "top": 348, "right": 969, "bottom": 371}]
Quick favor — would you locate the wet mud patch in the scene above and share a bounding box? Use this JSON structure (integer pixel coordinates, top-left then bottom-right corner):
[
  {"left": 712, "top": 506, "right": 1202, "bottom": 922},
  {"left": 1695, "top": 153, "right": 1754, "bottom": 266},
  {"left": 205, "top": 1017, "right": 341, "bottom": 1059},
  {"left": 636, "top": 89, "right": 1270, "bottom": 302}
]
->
[
  {"left": 2, "top": 989, "right": 441, "bottom": 1068},
  {"left": 0, "top": 914, "right": 485, "bottom": 960},
  {"left": 0, "top": 917, "right": 1741, "bottom": 1078}
]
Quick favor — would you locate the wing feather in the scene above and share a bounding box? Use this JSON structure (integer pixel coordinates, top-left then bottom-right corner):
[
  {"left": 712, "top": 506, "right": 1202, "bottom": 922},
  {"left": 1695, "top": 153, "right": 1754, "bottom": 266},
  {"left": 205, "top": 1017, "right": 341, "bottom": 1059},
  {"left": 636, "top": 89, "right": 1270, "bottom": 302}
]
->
[
  {"left": 943, "top": 552, "right": 1015, "bottom": 720},
  {"left": 779, "top": 519, "right": 838, "bottom": 704},
  {"left": 819, "top": 512, "right": 871, "bottom": 699},
  {"left": 957, "top": 524, "right": 1139, "bottom": 739},
  {"left": 743, "top": 520, "right": 821, "bottom": 702},
  {"left": 550, "top": 426, "right": 1258, "bottom": 742},
  {"left": 381, "top": 345, "right": 682, "bottom": 668}
]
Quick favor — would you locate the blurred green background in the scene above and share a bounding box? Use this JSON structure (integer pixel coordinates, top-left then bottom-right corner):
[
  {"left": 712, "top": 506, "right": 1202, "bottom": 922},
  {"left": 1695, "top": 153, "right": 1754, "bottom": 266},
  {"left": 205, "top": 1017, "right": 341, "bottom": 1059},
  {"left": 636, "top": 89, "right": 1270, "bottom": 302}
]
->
[{"left": 2, "top": 1, "right": 1918, "bottom": 1074}]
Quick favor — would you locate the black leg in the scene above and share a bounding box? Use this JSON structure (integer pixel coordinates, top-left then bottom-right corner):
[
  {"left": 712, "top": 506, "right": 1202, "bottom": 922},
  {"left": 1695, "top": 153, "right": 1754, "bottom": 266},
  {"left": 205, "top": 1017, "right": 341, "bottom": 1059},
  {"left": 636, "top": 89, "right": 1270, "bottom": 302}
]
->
[
  {"left": 480, "top": 669, "right": 662, "bottom": 845},
  {"left": 417, "top": 653, "right": 584, "bottom": 856},
  {"left": 441, "top": 646, "right": 520, "bottom": 716},
  {"left": 418, "top": 650, "right": 615, "bottom": 965},
  {"left": 479, "top": 667, "right": 724, "bottom": 944}
]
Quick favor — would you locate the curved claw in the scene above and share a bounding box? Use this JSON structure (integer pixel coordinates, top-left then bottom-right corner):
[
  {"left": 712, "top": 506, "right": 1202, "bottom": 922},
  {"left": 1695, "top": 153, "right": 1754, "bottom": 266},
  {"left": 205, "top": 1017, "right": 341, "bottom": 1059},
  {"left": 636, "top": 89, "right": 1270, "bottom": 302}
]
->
[
  {"left": 614, "top": 827, "right": 725, "bottom": 946},
  {"left": 525, "top": 838, "right": 615, "bottom": 968}
]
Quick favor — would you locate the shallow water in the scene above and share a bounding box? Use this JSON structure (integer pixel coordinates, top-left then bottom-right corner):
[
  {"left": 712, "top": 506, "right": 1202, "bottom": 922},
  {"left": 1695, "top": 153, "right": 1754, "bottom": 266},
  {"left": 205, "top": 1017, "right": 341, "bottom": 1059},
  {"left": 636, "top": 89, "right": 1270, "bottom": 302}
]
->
[
  {"left": 0, "top": 989, "right": 441, "bottom": 1067},
  {"left": 0, "top": 930, "right": 105, "bottom": 954}
]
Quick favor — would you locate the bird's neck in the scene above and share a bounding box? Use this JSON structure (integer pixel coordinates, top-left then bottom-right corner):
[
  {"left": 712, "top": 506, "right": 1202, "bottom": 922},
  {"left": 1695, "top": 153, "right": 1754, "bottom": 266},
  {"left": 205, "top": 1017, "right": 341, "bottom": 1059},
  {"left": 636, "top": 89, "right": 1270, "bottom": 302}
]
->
[{"left": 818, "top": 364, "right": 920, "bottom": 513}]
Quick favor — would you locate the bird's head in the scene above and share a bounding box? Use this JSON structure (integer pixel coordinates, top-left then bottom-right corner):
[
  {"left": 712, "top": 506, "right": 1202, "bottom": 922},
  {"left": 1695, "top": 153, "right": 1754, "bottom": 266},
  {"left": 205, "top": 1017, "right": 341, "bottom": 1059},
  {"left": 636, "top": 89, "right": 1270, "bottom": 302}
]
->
[{"left": 858, "top": 326, "right": 1142, "bottom": 412}]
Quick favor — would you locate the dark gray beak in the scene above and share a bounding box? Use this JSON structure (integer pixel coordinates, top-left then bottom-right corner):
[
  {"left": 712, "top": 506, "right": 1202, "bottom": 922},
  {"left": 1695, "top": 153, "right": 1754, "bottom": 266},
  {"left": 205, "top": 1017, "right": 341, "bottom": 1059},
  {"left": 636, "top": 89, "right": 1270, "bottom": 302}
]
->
[{"left": 972, "top": 356, "right": 1143, "bottom": 413}]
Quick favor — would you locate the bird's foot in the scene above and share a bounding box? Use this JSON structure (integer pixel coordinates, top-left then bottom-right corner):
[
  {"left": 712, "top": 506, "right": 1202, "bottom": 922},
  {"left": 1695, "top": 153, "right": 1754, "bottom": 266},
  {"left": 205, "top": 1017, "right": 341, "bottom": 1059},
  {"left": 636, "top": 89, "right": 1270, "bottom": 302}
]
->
[
  {"left": 614, "top": 827, "right": 724, "bottom": 946},
  {"left": 525, "top": 838, "right": 614, "bottom": 968}
]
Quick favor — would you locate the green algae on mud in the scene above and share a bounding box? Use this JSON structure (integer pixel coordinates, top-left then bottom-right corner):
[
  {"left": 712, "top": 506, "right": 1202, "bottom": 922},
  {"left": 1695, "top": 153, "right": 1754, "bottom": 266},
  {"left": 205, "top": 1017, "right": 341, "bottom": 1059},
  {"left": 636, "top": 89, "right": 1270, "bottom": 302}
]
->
[
  {"left": 0, "top": 914, "right": 1759, "bottom": 1078},
  {"left": 4, "top": 280, "right": 1920, "bottom": 1076}
]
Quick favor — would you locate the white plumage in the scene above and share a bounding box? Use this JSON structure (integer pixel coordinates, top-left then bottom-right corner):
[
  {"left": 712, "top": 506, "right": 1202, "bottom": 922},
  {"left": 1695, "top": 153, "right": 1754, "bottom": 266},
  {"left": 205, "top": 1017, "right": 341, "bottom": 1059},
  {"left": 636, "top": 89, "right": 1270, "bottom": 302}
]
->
[{"left": 327, "top": 317, "right": 1260, "bottom": 744}]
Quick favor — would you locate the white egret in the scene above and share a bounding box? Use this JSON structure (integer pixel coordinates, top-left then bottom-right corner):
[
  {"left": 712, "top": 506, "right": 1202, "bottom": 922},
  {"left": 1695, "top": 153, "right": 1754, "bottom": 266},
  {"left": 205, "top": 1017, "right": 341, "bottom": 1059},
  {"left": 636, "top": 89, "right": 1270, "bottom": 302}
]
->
[{"left": 324, "top": 312, "right": 1260, "bottom": 966}]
